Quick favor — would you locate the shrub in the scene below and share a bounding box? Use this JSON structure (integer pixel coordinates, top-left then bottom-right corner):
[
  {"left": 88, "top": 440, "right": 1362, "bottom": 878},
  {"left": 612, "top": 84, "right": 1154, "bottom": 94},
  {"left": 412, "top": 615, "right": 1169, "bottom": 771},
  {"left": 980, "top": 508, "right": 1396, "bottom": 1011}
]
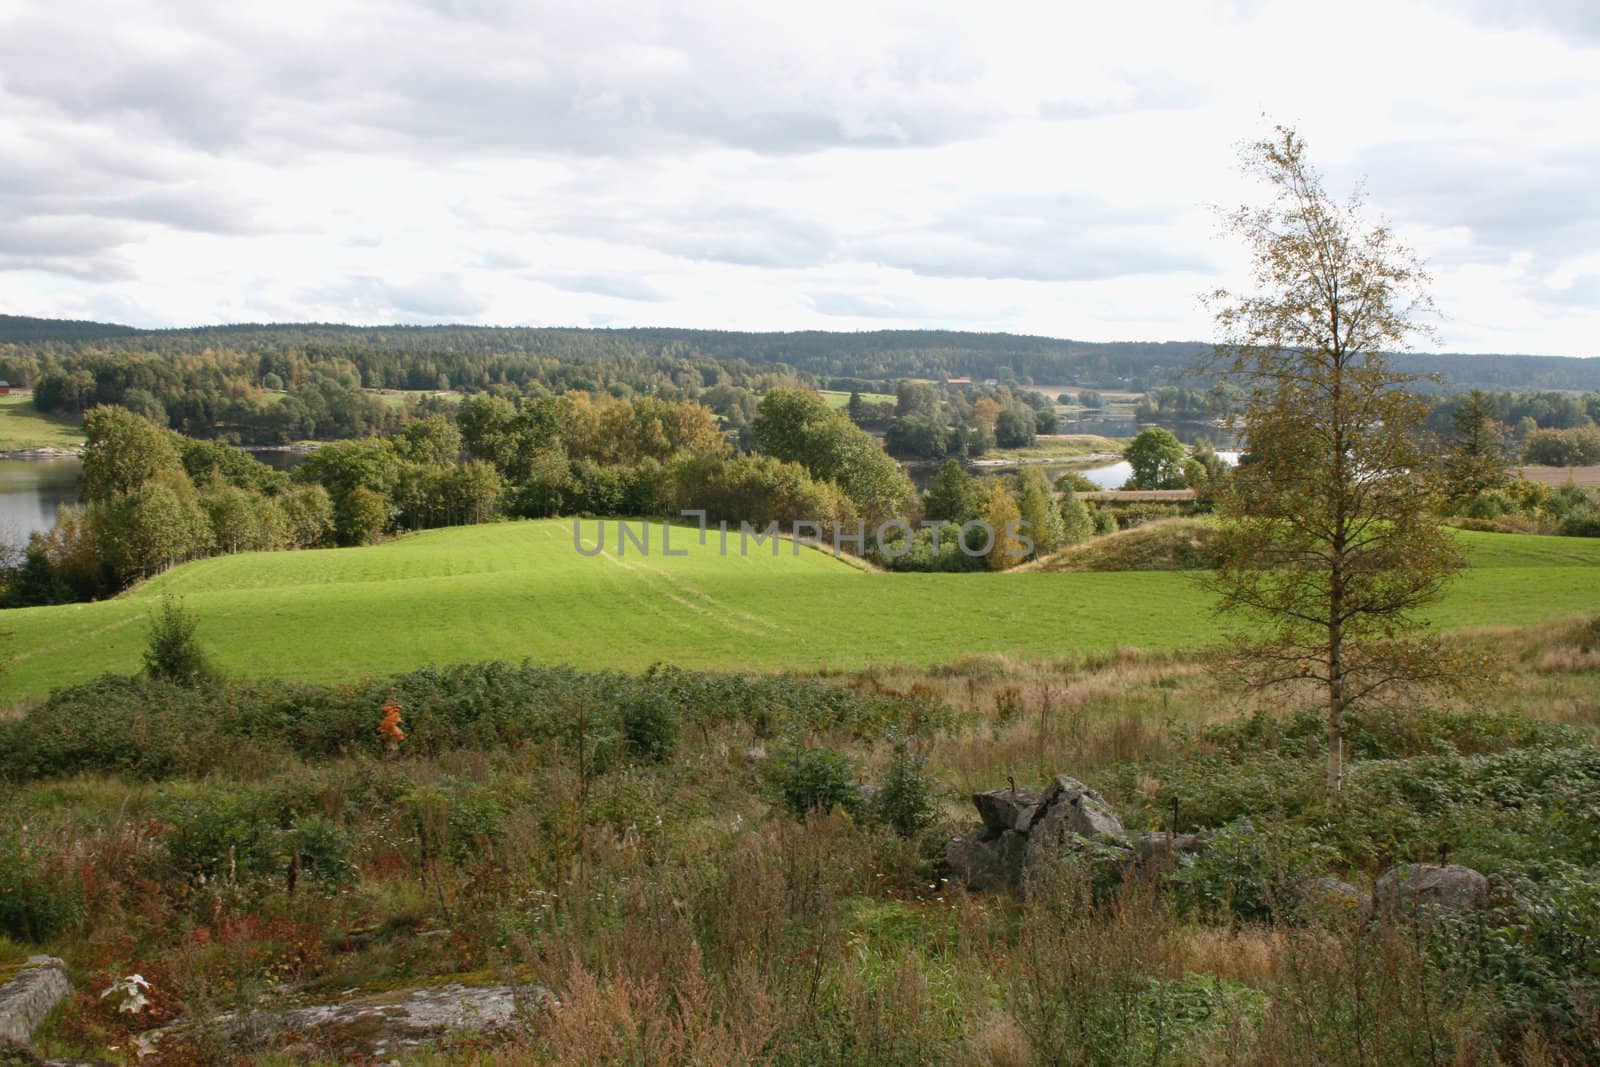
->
[
  {"left": 405, "top": 780, "right": 503, "bottom": 863},
  {"left": 288, "top": 814, "right": 357, "bottom": 888},
  {"left": 142, "top": 596, "right": 214, "bottom": 686},
  {"left": 771, "top": 744, "right": 862, "bottom": 818},
  {"left": 0, "top": 662, "right": 953, "bottom": 782},
  {"left": 872, "top": 738, "right": 937, "bottom": 837},
  {"left": 156, "top": 784, "right": 284, "bottom": 880},
  {"left": 1166, "top": 819, "right": 1337, "bottom": 923},
  {"left": 618, "top": 689, "right": 680, "bottom": 763}
]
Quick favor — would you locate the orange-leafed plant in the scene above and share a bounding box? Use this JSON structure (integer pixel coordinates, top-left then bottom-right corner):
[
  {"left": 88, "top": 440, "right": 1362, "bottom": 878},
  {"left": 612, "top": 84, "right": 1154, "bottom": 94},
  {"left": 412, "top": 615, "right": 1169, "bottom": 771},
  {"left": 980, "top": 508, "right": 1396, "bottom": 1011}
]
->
[{"left": 378, "top": 700, "right": 406, "bottom": 749}]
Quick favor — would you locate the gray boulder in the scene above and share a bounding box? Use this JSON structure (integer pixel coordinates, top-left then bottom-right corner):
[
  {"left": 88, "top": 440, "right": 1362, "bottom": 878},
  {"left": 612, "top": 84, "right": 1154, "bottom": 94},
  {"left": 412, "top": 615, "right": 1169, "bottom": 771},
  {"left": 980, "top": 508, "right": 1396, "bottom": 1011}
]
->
[
  {"left": 1031, "top": 776, "right": 1127, "bottom": 841},
  {"left": 972, "top": 788, "right": 1039, "bottom": 834},
  {"left": 1297, "top": 877, "right": 1370, "bottom": 917},
  {"left": 0, "top": 957, "right": 70, "bottom": 1047},
  {"left": 945, "top": 829, "right": 1027, "bottom": 892},
  {"left": 1373, "top": 864, "right": 1488, "bottom": 912},
  {"left": 947, "top": 775, "right": 1134, "bottom": 894}
]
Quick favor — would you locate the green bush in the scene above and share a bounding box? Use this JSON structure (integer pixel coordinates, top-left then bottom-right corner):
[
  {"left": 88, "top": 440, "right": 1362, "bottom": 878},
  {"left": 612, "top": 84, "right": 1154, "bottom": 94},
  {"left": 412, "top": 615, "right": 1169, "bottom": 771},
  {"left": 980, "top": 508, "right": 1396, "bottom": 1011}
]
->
[
  {"left": 618, "top": 689, "right": 680, "bottom": 763},
  {"left": 405, "top": 780, "right": 503, "bottom": 863},
  {"left": 142, "top": 596, "right": 214, "bottom": 686},
  {"left": 872, "top": 738, "right": 937, "bottom": 836},
  {"left": 0, "top": 662, "right": 952, "bottom": 782},
  {"left": 156, "top": 784, "right": 285, "bottom": 880},
  {"left": 288, "top": 815, "right": 357, "bottom": 888},
  {"left": 1166, "top": 819, "right": 1337, "bottom": 923},
  {"left": 771, "top": 744, "right": 862, "bottom": 818}
]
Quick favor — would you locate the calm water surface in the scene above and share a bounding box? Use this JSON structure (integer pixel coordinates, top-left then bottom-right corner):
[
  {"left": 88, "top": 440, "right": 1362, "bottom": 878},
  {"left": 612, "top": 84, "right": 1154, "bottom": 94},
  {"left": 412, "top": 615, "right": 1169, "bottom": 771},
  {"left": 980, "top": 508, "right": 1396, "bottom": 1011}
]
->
[{"left": 0, "top": 458, "right": 82, "bottom": 547}]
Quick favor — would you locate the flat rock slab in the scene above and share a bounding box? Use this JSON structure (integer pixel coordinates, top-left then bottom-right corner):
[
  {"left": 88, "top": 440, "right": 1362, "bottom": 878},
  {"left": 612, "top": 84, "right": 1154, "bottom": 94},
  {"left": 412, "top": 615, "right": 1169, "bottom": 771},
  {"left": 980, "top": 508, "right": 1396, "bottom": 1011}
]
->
[
  {"left": 147, "top": 982, "right": 551, "bottom": 1060},
  {"left": 0, "top": 956, "right": 70, "bottom": 1046}
]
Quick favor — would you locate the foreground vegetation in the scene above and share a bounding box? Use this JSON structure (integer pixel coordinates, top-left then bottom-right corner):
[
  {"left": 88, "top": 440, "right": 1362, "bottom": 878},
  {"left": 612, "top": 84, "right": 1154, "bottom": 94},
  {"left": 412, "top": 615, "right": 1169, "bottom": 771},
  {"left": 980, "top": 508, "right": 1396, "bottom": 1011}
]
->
[
  {"left": 2, "top": 615, "right": 1597, "bottom": 1064},
  {"left": 3, "top": 519, "right": 1597, "bottom": 700}
]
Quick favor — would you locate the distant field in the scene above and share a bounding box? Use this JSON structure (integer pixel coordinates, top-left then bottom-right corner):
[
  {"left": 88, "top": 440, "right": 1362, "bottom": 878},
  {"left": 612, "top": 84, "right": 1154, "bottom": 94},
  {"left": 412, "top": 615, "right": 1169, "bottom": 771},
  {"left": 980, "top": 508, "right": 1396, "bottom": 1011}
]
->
[
  {"left": 3, "top": 520, "right": 1597, "bottom": 701},
  {"left": 982, "top": 434, "right": 1126, "bottom": 460},
  {"left": 818, "top": 389, "right": 896, "bottom": 409},
  {"left": 1521, "top": 465, "right": 1600, "bottom": 489},
  {"left": 367, "top": 389, "right": 463, "bottom": 409},
  {"left": 0, "top": 393, "right": 84, "bottom": 451}
]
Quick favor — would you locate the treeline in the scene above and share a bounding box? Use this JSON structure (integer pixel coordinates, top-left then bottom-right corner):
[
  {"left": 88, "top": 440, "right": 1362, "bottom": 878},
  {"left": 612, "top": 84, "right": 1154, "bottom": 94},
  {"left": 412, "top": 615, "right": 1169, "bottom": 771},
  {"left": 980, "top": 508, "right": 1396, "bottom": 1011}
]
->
[
  {"left": 9, "top": 342, "right": 792, "bottom": 445},
  {"left": 7, "top": 317, "right": 1599, "bottom": 407}
]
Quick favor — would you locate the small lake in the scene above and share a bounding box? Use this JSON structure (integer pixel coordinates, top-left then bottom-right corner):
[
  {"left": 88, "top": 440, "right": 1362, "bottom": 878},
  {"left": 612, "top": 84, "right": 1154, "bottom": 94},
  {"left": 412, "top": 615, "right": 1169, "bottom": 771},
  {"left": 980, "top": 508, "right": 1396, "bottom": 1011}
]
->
[{"left": 0, "top": 458, "right": 83, "bottom": 548}]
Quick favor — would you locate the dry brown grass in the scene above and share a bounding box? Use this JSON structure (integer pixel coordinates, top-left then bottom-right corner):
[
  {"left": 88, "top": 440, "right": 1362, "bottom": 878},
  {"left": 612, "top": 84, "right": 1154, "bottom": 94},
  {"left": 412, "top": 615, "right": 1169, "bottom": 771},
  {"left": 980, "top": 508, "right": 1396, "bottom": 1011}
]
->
[{"left": 1168, "top": 926, "right": 1280, "bottom": 987}]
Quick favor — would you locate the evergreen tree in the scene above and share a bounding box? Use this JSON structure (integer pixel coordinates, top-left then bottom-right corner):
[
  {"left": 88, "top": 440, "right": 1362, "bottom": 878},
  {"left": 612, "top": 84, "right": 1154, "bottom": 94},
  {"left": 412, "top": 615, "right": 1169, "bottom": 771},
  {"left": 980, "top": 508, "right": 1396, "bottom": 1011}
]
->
[
  {"left": 1444, "top": 390, "right": 1510, "bottom": 506},
  {"left": 923, "top": 460, "right": 978, "bottom": 524}
]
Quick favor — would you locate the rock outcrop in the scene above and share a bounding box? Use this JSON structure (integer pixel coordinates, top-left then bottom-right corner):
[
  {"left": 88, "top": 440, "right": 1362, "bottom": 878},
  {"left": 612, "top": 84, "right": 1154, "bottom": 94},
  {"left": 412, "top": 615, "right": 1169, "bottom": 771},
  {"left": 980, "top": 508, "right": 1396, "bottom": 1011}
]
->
[
  {"left": 946, "top": 776, "right": 1135, "bottom": 893},
  {"left": 0, "top": 957, "right": 70, "bottom": 1047},
  {"left": 143, "top": 981, "right": 555, "bottom": 1061}
]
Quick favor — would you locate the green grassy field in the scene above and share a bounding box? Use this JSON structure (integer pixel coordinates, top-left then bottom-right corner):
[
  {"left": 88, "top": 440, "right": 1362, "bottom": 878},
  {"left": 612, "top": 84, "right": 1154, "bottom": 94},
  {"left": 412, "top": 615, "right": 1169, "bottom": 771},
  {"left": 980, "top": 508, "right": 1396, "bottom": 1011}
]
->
[
  {"left": 818, "top": 389, "right": 896, "bottom": 409},
  {"left": 982, "top": 434, "right": 1127, "bottom": 460},
  {"left": 3, "top": 520, "right": 1597, "bottom": 700},
  {"left": 0, "top": 394, "right": 84, "bottom": 451}
]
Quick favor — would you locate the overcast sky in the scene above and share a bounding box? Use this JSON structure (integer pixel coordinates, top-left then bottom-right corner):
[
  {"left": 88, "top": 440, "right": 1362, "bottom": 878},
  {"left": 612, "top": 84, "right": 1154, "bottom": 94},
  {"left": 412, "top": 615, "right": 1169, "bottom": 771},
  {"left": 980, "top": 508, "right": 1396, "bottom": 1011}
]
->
[{"left": 1, "top": 0, "right": 1597, "bottom": 355}]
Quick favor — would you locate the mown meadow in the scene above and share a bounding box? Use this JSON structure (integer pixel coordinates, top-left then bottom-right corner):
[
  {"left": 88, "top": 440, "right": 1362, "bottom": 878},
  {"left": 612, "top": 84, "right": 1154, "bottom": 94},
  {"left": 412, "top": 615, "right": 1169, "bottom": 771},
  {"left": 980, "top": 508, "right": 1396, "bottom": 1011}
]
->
[{"left": 4, "top": 518, "right": 1599, "bottom": 700}]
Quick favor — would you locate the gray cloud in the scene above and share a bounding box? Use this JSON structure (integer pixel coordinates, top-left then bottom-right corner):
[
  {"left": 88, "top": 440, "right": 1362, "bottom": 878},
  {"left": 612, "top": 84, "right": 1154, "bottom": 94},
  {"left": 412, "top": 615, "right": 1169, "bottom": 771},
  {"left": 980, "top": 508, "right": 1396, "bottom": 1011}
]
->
[
  {"left": 1354, "top": 140, "right": 1600, "bottom": 263},
  {"left": 0, "top": 1, "right": 1002, "bottom": 161},
  {"left": 805, "top": 290, "right": 1011, "bottom": 322},
  {"left": 0, "top": 115, "right": 273, "bottom": 280},
  {"left": 1040, "top": 72, "right": 1209, "bottom": 120},
  {"left": 310, "top": 274, "right": 488, "bottom": 321},
  {"left": 850, "top": 193, "right": 1211, "bottom": 282},
  {"left": 542, "top": 197, "right": 837, "bottom": 269},
  {"left": 1445, "top": 0, "right": 1600, "bottom": 42},
  {"left": 535, "top": 272, "right": 669, "bottom": 302}
]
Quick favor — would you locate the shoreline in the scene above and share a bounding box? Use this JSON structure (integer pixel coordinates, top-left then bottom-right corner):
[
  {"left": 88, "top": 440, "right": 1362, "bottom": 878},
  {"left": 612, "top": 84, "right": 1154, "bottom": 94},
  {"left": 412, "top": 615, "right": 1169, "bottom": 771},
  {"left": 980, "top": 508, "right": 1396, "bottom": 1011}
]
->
[{"left": 0, "top": 446, "right": 82, "bottom": 459}]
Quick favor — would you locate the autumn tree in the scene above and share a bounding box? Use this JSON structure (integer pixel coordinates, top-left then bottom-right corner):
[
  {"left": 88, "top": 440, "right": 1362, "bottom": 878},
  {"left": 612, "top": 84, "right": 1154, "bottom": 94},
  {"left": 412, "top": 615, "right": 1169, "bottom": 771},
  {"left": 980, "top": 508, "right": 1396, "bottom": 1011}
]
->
[
  {"left": 975, "top": 478, "right": 1027, "bottom": 571},
  {"left": 1015, "top": 468, "right": 1064, "bottom": 558},
  {"left": 1204, "top": 126, "right": 1470, "bottom": 806}
]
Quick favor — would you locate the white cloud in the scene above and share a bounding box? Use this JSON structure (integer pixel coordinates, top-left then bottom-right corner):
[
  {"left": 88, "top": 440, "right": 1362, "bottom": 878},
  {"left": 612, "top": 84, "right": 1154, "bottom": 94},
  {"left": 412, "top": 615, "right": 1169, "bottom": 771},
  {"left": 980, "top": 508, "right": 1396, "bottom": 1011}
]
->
[{"left": 0, "top": 0, "right": 1596, "bottom": 355}]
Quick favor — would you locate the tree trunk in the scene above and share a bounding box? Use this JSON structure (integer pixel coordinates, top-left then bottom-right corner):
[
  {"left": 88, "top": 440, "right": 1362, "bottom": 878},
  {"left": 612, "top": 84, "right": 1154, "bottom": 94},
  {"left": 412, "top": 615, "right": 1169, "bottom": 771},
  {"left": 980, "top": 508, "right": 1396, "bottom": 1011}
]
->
[{"left": 1327, "top": 635, "right": 1344, "bottom": 808}]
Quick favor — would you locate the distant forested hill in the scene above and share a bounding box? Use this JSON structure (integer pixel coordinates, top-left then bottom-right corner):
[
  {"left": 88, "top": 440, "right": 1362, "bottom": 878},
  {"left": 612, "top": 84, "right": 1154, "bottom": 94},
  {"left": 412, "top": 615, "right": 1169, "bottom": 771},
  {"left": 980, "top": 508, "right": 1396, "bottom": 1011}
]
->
[{"left": 2, "top": 314, "right": 1596, "bottom": 392}]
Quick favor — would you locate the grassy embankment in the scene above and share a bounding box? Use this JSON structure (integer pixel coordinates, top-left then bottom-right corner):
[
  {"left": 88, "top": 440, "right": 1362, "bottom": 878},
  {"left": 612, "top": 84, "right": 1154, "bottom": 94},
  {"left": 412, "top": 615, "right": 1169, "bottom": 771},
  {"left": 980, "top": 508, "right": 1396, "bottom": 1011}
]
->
[
  {"left": 0, "top": 394, "right": 84, "bottom": 452},
  {"left": 3, "top": 518, "right": 1598, "bottom": 701}
]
